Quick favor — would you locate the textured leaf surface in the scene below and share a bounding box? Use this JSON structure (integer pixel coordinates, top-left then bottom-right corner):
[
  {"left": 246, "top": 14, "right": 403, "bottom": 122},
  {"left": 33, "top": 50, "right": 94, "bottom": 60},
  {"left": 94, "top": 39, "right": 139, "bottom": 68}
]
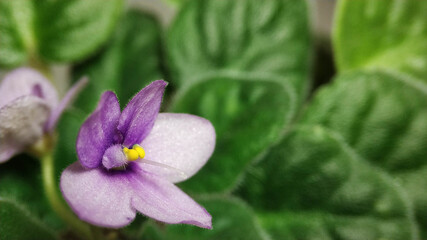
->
[
  {"left": 0, "top": 0, "right": 34, "bottom": 66},
  {"left": 0, "top": 0, "right": 122, "bottom": 66},
  {"left": 239, "top": 126, "right": 418, "bottom": 240},
  {"left": 173, "top": 73, "right": 296, "bottom": 194},
  {"left": 167, "top": 0, "right": 311, "bottom": 98},
  {"left": 0, "top": 198, "right": 57, "bottom": 240},
  {"left": 334, "top": 0, "right": 427, "bottom": 80},
  {"left": 72, "top": 10, "right": 164, "bottom": 113},
  {"left": 301, "top": 70, "right": 427, "bottom": 236},
  {"left": 0, "top": 156, "right": 63, "bottom": 231}
]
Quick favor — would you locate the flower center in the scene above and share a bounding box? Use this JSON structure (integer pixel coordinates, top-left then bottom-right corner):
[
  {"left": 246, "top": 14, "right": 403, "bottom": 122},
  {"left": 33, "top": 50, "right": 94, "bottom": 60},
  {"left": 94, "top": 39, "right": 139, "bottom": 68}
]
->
[{"left": 123, "top": 144, "right": 145, "bottom": 161}]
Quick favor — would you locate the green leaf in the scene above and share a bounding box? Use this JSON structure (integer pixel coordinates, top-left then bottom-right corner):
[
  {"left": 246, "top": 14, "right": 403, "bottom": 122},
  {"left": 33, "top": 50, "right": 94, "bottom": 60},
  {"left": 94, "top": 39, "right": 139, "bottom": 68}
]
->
[
  {"left": 0, "top": 0, "right": 34, "bottom": 66},
  {"left": 302, "top": 71, "right": 427, "bottom": 171},
  {"left": 143, "top": 197, "right": 269, "bottom": 240},
  {"left": 0, "top": 198, "right": 57, "bottom": 240},
  {"left": 167, "top": 0, "right": 311, "bottom": 98},
  {"left": 72, "top": 10, "right": 164, "bottom": 113},
  {"left": 0, "top": 156, "right": 63, "bottom": 230},
  {"left": 173, "top": 73, "right": 296, "bottom": 194},
  {"left": 0, "top": 0, "right": 123, "bottom": 67},
  {"left": 333, "top": 0, "right": 427, "bottom": 80},
  {"left": 238, "top": 125, "right": 418, "bottom": 240},
  {"left": 299, "top": 70, "right": 427, "bottom": 237}
]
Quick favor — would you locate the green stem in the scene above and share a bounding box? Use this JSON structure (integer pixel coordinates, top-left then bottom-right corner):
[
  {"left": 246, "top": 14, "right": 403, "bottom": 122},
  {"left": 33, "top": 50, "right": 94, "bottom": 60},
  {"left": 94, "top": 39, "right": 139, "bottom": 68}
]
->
[{"left": 41, "top": 152, "right": 93, "bottom": 240}]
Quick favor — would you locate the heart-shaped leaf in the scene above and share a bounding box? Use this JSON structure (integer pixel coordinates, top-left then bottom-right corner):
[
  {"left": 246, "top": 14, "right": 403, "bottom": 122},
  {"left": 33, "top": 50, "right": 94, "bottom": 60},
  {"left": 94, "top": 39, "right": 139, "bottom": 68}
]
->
[
  {"left": 0, "top": 197, "right": 57, "bottom": 240},
  {"left": 300, "top": 70, "right": 427, "bottom": 236},
  {"left": 0, "top": 0, "right": 123, "bottom": 66},
  {"left": 143, "top": 197, "right": 269, "bottom": 240},
  {"left": 167, "top": 0, "right": 311, "bottom": 98},
  {"left": 238, "top": 125, "right": 418, "bottom": 240},
  {"left": 333, "top": 0, "right": 427, "bottom": 80},
  {"left": 172, "top": 72, "right": 296, "bottom": 194}
]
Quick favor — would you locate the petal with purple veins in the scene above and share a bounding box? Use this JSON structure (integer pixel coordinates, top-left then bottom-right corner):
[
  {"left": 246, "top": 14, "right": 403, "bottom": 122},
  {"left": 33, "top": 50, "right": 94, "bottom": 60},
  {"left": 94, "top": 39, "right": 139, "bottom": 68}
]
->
[
  {"left": 0, "top": 96, "right": 50, "bottom": 162},
  {"left": 60, "top": 162, "right": 136, "bottom": 228},
  {"left": 0, "top": 68, "right": 58, "bottom": 109},
  {"left": 77, "top": 91, "right": 121, "bottom": 169},
  {"left": 139, "top": 113, "right": 216, "bottom": 183},
  {"left": 61, "top": 162, "right": 211, "bottom": 229},
  {"left": 129, "top": 168, "right": 212, "bottom": 229},
  {"left": 118, "top": 80, "right": 167, "bottom": 147}
]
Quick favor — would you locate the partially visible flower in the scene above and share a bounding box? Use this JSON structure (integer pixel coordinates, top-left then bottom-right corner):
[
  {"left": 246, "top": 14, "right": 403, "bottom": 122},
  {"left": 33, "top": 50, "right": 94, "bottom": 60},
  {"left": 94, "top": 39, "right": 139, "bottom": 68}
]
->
[
  {"left": 0, "top": 68, "right": 87, "bottom": 162},
  {"left": 60, "top": 80, "right": 215, "bottom": 229}
]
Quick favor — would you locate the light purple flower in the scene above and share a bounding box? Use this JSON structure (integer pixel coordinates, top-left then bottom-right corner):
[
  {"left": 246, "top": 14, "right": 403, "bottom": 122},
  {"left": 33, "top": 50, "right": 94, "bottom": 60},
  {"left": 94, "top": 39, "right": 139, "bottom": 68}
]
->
[
  {"left": 60, "top": 80, "right": 215, "bottom": 229},
  {"left": 0, "top": 68, "right": 87, "bottom": 162}
]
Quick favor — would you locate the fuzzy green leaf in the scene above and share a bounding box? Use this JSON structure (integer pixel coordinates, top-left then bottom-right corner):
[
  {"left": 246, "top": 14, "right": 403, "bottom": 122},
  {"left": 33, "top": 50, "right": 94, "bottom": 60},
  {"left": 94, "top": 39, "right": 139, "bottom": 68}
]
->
[
  {"left": 173, "top": 73, "right": 296, "bottom": 194},
  {"left": 0, "top": 157, "right": 63, "bottom": 231},
  {"left": 333, "top": 0, "right": 427, "bottom": 80},
  {"left": 167, "top": 0, "right": 311, "bottom": 98},
  {"left": 0, "top": 0, "right": 123, "bottom": 66},
  {"left": 301, "top": 70, "right": 427, "bottom": 236},
  {"left": 72, "top": 10, "right": 164, "bottom": 113},
  {"left": 239, "top": 125, "right": 418, "bottom": 240},
  {"left": 0, "top": 198, "right": 57, "bottom": 240}
]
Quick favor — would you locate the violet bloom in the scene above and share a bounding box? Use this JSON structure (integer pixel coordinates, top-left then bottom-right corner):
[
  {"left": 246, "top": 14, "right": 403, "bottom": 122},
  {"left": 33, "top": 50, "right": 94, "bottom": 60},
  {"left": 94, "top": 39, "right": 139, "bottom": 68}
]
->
[
  {"left": 60, "top": 80, "right": 215, "bottom": 229},
  {"left": 0, "top": 68, "right": 87, "bottom": 162}
]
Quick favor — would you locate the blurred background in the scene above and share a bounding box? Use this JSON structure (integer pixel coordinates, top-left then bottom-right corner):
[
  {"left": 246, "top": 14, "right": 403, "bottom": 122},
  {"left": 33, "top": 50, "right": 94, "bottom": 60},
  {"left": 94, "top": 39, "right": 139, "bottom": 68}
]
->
[{"left": 1, "top": 0, "right": 427, "bottom": 240}]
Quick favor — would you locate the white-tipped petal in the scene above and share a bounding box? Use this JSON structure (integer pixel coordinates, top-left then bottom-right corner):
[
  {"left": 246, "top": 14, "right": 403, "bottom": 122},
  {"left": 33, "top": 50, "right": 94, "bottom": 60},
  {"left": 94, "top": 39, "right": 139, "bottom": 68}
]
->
[{"left": 140, "top": 113, "right": 216, "bottom": 183}]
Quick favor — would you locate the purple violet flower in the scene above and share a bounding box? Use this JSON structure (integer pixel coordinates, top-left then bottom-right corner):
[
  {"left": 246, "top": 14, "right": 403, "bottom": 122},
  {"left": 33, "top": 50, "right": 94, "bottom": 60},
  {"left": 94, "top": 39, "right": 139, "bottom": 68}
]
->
[
  {"left": 0, "top": 68, "right": 87, "bottom": 162},
  {"left": 60, "top": 80, "right": 216, "bottom": 229}
]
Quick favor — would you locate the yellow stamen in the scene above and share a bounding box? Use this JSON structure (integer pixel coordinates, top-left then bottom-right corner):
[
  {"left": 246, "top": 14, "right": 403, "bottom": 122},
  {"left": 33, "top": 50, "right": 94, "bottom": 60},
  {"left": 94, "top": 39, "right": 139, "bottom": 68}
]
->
[
  {"left": 123, "top": 145, "right": 146, "bottom": 161},
  {"left": 133, "top": 144, "right": 146, "bottom": 159},
  {"left": 123, "top": 147, "right": 139, "bottom": 161},
  {"left": 123, "top": 147, "right": 130, "bottom": 153}
]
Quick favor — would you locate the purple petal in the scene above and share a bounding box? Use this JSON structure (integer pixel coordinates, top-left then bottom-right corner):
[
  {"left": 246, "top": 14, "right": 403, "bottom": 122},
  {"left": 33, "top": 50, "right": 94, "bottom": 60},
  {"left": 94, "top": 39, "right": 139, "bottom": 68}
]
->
[
  {"left": 117, "top": 80, "right": 167, "bottom": 147},
  {"left": 130, "top": 168, "right": 212, "bottom": 229},
  {"left": 0, "top": 96, "right": 50, "bottom": 162},
  {"left": 31, "top": 84, "right": 44, "bottom": 98},
  {"left": 60, "top": 162, "right": 136, "bottom": 228},
  {"left": 0, "top": 68, "right": 58, "bottom": 109},
  {"left": 61, "top": 162, "right": 211, "bottom": 229},
  {"left": 139, "top": 113, "right": 216, "bottom": 183},
  {"left": 45, "top": 76, "right": 88, "bottom": 132},
  {"left": 77, "top": 91, "right": 121, "bottom": 169},
  {"left": 102, "top": 144, "right": 128, "bottom": 170}
]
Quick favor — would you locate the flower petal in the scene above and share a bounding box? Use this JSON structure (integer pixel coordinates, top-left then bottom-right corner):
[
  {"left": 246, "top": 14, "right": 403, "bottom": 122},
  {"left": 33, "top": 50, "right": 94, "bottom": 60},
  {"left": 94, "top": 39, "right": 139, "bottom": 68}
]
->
[
  {"left": 139, "top": 113, "right": 216, "bottom": 183},
  {"left": 60, "top": 162, "right": 136, "bottom": 228},
  {"left": 0, "top": 68, "right": 58, "bottom": 109},
  {"left": 77, "top": 91, "right": 121, "bottom": 169},
  {"left": 0, "top": 96, "right": 50, "bottom": 162},
  {"left": 130, "top": 168, "right": 212, "bottom": 229},
  {"left": 45, "top": 76, "right": 88, "bottom": 132},
  {"left": 0, "top": 148, "right": 19, "bottom": 163},
  {"left": 118, "top": 80, "right": 167, "bottom": 147},
  {"left": 102, "top": 144, "right": 127, "bottom": 170}
]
